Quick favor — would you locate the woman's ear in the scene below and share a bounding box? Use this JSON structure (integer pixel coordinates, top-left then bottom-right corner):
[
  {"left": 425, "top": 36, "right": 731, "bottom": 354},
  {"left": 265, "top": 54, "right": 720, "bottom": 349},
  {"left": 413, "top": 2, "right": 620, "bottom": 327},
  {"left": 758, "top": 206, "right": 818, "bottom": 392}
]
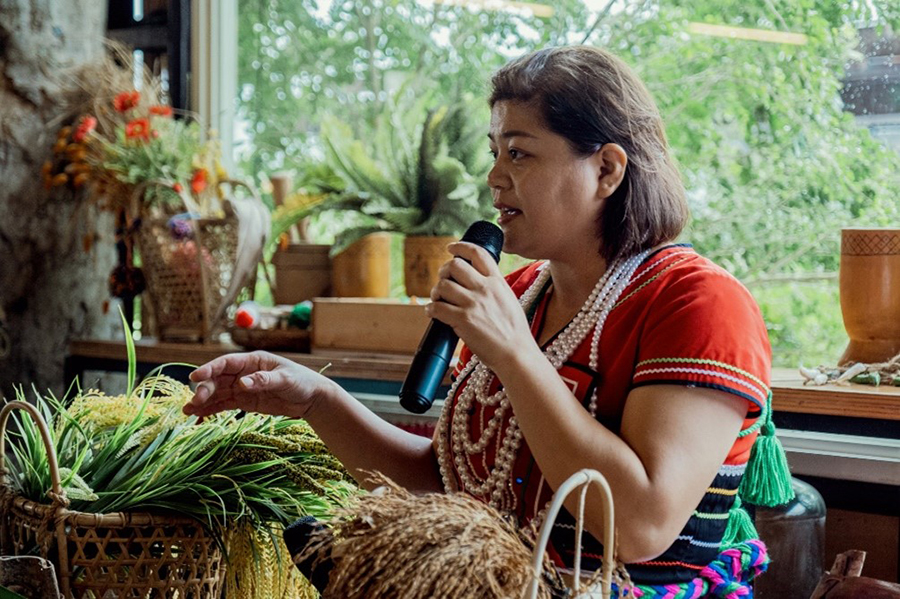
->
[{"left": 593, "top": 143, "right": 628, "bottom": 199}]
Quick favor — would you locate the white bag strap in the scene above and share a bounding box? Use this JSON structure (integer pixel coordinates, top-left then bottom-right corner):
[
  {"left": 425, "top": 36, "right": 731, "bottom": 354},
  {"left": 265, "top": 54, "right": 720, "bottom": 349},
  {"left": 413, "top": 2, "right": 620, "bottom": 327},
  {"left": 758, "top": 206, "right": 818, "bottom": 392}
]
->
[{"left": 527, "top": 469, "right": 616, "bottom": 599}]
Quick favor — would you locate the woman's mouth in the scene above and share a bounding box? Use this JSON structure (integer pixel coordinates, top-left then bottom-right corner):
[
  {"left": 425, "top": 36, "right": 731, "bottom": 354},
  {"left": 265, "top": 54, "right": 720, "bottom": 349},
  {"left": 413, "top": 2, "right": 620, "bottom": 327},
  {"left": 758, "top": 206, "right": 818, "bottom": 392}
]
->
[{"left": 496, "top": 205, "right": 522, "bottom": 224}]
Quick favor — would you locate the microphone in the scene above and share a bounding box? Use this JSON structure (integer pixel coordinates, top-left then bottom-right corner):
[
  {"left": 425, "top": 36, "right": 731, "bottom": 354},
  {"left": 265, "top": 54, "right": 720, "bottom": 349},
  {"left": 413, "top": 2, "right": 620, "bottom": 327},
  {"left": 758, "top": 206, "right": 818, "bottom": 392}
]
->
[
  {"left": 399, "top": 221, "right": 504, "bottom": 414},
  {"left": 283, "top": 516, "right": 334, "bottom": 593}
]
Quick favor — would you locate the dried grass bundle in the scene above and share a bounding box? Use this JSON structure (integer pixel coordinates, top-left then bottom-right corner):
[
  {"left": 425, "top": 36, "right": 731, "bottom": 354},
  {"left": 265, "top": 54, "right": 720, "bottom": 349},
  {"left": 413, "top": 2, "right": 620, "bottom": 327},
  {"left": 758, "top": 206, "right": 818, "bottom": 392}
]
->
[{"left": 306, "top": 474, "right": 566, "bottom": 599}]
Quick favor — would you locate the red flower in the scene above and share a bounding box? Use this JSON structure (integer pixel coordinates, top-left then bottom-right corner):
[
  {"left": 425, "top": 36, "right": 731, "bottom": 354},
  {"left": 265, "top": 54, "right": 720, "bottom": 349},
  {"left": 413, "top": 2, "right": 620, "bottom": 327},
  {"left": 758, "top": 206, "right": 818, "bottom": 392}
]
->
[
  {"left": 173, "top": 183, "right": 183, "bottom": 193},
  {"left": 149, "top": 105, "right": 173, "bottom": 117},
  {"left": 72, "top": 115, "right": 97, "bottom": 142},
  {"left": 125, "top": 118, "right": 151, "bottom": 141},
  {"left": 113, "top": 90, "right": 141, "bottom": 113},
  {"left": 191, "top": 168, "right": 209, "bottom": 195}
]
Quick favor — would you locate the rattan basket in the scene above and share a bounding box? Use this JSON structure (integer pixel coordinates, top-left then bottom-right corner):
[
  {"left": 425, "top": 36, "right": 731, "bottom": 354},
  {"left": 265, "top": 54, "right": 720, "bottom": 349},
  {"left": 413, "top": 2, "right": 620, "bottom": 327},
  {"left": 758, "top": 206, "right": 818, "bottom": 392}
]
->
[
  {"left": 136, "top": 179, "right": 269, "bottom": 342},
  {"left": 0, "top": 401, "right": 225, "bottom": 599}
]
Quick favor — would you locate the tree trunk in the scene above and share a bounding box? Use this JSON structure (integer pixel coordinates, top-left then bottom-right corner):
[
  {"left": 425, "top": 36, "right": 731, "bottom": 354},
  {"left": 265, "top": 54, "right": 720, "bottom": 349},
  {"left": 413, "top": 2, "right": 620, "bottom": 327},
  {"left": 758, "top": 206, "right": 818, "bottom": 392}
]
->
[{"left": 0, "top": 0, "right": 113, "bottom": 398}]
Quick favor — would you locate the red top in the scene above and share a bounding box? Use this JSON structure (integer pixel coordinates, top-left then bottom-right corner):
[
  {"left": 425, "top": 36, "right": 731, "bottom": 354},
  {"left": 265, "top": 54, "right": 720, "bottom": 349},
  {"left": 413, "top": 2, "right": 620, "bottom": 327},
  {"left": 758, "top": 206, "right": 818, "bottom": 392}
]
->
[{"left": 440, "top": 245, "right": 772, "bottom": 584}]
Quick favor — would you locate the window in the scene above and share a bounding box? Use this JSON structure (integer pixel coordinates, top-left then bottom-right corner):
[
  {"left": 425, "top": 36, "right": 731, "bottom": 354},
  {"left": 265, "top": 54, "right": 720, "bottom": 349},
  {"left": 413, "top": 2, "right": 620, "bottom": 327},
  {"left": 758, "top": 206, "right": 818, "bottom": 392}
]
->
[{"left": 229, "top": 1, "right": 900, "bottom": 368}]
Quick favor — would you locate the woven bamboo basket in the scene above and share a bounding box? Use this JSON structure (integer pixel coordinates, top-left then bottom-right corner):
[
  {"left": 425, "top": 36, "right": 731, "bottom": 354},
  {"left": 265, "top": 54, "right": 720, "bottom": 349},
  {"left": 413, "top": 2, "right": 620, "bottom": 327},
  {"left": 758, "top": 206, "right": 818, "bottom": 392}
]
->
[
  {"left": 135, "top": 179, "right": 269, "bottom": 342},
  {"left": 0, "top": 401, "right": 225, "bottom": 599}
]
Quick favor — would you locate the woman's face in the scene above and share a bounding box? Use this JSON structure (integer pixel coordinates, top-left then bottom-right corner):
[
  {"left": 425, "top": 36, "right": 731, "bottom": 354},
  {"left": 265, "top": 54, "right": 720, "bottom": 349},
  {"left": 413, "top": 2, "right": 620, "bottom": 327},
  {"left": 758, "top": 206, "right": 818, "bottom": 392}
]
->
[{"left": 487, "top": 100, "right": 606, "bottom": 262}]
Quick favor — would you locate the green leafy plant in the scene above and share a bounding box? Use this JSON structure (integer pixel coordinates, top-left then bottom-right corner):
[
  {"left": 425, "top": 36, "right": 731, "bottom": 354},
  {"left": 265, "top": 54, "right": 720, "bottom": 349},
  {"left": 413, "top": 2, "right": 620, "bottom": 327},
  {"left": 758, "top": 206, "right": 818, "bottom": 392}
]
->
[
  {"left": 2, "top": 324, "right": 355, "bottom": 547},
  {"left": 313, "top": 91, "right": 495, "bottom": 254}
]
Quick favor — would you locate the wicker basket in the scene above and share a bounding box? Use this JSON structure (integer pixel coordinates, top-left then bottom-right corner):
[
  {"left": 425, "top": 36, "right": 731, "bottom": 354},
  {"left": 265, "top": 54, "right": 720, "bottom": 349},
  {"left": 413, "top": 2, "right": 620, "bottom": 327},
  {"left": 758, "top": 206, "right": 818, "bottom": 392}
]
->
[
  {"left": 0, "top": 401, "right": 225, "bottom": 599},
  {"left": 136, "top": 180, "right": 269, "bottom": 342}
]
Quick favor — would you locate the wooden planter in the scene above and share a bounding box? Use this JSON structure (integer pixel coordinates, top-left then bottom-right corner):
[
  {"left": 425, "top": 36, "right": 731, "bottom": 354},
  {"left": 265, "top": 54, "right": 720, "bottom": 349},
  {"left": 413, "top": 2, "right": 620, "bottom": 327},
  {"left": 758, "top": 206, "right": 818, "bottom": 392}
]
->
[
  {"left": 272, "top": 243, "right": 332, "bottom": 304},
  {"left": 839, "top": 228, "right": 900, "bottom": 364},
  {"left": 403, "top": 235, "right": 455, "bottom": 299},
  {"left": 331, "top": 233, "right": 392, "bottom": 298}
]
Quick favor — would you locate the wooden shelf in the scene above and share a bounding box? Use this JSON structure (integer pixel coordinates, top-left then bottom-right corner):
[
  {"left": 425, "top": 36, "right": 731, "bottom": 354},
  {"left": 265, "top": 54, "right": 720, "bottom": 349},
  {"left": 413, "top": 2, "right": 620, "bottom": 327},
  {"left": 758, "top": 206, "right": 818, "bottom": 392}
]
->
[
  {"left": 67, "top": 338, "right": 415, "bottom": 383},
  {"left": 66, "top": 341, "right": 900, "bottom": 421},
  {"left": 771, "top": 367, "right": 900, "bottom": 421}
]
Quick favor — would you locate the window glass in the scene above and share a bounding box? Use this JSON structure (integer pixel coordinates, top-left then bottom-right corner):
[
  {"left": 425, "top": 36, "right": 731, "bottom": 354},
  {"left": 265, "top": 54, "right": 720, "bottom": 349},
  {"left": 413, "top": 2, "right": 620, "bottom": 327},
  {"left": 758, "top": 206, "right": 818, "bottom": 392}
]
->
[{"left": 236, "top": 1, "right": 900, "bottom": 368}]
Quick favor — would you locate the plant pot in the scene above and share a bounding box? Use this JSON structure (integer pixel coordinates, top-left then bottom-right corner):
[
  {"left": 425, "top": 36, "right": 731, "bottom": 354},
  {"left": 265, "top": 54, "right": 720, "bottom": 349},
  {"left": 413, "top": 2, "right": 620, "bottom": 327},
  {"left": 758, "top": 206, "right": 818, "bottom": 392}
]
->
[
  {"left": 272, "top": 243, "right": 331, "bottom": 304},
  {"left": 839, "top": 227, "right": 900, "bottom": 364},
  {"left": 331, "top": 233, "right": 391, "bottom": 298},
  {"left": 403, "top": 235, "right": 455, "bottom": 299}
]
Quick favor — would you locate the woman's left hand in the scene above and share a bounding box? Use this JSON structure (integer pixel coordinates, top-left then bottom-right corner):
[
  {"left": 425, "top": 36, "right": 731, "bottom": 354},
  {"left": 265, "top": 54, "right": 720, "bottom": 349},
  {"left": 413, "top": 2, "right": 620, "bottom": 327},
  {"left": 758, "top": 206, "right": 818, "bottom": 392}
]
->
[{"left": 427, "top": 242, "right": 535, "bottom": 373}]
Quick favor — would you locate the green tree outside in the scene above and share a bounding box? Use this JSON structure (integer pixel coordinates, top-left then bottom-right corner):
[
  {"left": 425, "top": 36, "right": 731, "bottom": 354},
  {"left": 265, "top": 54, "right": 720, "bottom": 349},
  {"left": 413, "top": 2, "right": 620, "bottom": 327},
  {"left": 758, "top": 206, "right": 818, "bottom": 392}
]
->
[{"left": 235, "top": 0, "right": 900, "bottom": 368}]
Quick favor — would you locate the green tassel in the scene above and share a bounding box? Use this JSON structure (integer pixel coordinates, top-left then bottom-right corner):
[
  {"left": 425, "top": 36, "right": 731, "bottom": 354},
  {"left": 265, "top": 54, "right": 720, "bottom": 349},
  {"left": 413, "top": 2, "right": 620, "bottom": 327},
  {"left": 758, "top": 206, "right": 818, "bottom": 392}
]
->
[
  {"left": 739, "top": 392, "right": 795, "bottom": 507},
  {"left": 722, "top": 495, "right": 758, "bottom": 546}
]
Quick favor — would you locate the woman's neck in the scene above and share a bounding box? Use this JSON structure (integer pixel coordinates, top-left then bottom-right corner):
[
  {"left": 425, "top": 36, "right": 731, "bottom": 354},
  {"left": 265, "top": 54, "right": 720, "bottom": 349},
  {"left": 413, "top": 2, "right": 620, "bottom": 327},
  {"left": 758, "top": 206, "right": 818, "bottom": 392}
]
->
[{"left": 546, "top": 258, "right": 608, "bottom": 316}]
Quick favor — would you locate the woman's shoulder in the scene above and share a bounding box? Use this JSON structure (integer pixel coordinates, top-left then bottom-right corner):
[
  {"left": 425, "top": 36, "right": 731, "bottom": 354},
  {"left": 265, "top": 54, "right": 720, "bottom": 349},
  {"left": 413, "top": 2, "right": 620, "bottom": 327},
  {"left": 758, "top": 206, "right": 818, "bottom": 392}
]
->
[{"left": 630, "top": 244, "right": 757, "bottom": 308}]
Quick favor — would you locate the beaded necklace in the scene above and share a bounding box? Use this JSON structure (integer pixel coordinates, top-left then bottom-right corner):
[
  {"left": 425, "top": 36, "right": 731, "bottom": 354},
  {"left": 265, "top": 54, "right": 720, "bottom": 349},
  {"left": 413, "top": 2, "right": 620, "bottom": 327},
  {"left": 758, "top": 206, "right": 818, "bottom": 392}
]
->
[{"left": 435, "top": 250, "right": 651, "bottom": 511}]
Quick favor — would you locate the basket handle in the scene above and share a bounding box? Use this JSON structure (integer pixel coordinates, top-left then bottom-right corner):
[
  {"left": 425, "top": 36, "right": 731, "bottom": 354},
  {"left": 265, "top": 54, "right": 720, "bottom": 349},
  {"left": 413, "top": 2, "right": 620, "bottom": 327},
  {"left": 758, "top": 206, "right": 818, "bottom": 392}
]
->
[
  {"left": 527, "top": 468, "right": 616, "bottom": 599},
  {"left": 0, "top": 401, "right": 66, "bottom": 504}
]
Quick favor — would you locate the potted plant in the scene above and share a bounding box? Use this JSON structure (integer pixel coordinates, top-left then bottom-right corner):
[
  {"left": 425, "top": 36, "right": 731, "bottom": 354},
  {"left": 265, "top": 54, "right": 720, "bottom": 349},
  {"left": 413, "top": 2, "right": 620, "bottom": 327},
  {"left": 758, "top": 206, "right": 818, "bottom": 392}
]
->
[{"left": 314, "top": 92, "right": 495, "bottom": 298}]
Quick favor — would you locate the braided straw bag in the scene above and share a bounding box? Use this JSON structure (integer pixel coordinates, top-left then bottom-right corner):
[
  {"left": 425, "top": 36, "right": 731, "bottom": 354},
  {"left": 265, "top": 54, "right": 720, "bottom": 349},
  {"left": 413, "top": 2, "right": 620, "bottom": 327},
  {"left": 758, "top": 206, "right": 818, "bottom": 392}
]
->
[
  {"left": 0, "top": 401, "right": 225, "bottom": 599},
  {"left": 135, "top": 179, "right": 270, "bottom": 342},
  {"left": 528, "top": 468, "right": 620, "bottom": 599}
]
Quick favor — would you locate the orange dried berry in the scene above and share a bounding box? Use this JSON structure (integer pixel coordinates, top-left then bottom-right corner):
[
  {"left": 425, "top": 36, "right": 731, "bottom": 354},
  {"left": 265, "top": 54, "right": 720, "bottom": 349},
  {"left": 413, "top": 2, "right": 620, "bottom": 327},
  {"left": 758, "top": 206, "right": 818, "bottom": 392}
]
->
[
  {"left": 58, "top": 126, "right": 72, "bottom": 139},
  {"left": 53, "top": 139, "right": 67, "bottom": 153},
  {"left": 73, "top": 173, "right": 90, "bottom": 188},
  {"left": 51, "top": 173, "right": 69, "bottom": 186},
  {"left": 41, "top": 161, "right": 53, "bottom": 176}
]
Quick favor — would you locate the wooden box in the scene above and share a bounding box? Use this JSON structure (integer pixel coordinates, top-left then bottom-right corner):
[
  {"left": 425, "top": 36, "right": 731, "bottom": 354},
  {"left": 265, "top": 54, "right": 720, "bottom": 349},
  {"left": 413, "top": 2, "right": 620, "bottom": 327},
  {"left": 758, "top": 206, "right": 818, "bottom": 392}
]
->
[{"left": 311, "top": 298, "right": 430, "bottom": 354}]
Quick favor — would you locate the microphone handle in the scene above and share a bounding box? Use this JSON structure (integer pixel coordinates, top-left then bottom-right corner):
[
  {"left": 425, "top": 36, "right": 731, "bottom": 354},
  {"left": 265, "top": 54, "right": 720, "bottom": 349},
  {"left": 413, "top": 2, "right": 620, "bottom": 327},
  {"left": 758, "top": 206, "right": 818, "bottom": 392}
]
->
[{"left": 398, "top": 319, "right": 459, "bottom": 414}]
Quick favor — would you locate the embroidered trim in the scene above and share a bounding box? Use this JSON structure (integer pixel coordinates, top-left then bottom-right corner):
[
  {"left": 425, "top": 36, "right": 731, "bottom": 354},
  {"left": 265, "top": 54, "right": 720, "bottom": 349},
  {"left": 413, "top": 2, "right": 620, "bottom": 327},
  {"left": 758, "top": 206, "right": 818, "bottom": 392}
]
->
[
  {"left": 676, "top": 535, "right": 724, "bottom": 549},
  {"left": 718, "top": 464, "right": 747, "bottom": 477},
  {"left": 706, "top": 487, "right": 739, "bottom": 496},
  {"left": 693, "top": 511, "right": 730, "bottom": 520},
  {"left": 636, "top": 357, "right": 768, "bottom": 392},
  {"left": 636, "top": 560, "right": 706, "bottom": 570},
  {"left": 633, "top": 366, "right": 767, "bottom": 403},
  {"left": 613, "top": 254, "right": 694, "bottom": 310}
]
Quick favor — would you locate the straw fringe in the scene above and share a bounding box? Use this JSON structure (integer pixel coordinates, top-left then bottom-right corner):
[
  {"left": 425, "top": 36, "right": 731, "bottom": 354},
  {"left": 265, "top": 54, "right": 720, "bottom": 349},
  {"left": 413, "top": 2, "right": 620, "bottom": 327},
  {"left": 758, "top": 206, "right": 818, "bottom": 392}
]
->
[{"left": 302, "top": 474, "right": 566, "bottom": 599}]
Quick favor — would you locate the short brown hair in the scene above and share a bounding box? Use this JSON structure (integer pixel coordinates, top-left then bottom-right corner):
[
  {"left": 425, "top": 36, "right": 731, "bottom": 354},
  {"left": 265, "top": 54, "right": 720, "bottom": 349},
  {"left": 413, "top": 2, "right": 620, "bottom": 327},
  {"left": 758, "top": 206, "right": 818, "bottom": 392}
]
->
[{"left": 490, "top": 46, "right": 688, "bottom": 263}]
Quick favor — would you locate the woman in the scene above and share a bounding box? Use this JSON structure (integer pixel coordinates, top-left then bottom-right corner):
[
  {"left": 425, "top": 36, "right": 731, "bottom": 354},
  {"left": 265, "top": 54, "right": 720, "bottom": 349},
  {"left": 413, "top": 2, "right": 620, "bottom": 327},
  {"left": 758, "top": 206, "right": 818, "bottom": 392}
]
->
[{"left": 185, "top": 46, "right": 779, "bottom": 596}]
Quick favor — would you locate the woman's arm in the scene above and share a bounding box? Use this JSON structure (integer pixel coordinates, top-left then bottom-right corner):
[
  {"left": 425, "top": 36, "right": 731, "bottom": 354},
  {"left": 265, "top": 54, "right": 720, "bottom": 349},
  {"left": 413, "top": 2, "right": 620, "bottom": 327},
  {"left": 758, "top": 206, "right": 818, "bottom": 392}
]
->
[
  {"left": 495, "top": 346, "right": 746, "bottom": 563},
  {"left": 184, "top": 351, "right": 443, "bottom": 493},
  {"left": 305, "top": 377, "right": 444, "bottom": 493}
]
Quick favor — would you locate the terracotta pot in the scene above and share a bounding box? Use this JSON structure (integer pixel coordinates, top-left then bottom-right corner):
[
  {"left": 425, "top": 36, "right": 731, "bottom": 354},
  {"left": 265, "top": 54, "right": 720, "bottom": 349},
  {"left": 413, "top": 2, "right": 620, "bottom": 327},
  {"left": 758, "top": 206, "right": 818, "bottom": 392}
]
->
[
  {"left": 403, "top": 235, "right": 456, "bottom": 299},
  {"left": 331, "top": 233, "right": 391, "bottom": 298},
  {"left": 272, "top": 243, "right": 331, "bottom": 304},
  {"left": 839, "top": 227, "right": 900, "bottom": 364}
]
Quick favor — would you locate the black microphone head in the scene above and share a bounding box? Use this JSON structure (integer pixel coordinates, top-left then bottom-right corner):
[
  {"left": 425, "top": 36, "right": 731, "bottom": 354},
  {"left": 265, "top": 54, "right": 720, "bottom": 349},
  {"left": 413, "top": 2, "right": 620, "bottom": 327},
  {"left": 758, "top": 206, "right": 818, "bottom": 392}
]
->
[{"left": 461, "top": 221, "right": 504, "bottom": 263}]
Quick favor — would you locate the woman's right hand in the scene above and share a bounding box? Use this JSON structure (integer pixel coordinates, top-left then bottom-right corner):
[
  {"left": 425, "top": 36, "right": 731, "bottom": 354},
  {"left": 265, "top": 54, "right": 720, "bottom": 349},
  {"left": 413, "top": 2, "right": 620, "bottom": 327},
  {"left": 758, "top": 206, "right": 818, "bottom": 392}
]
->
[{"left": 182, "top": 351, "right": 337, "bottom": 420}]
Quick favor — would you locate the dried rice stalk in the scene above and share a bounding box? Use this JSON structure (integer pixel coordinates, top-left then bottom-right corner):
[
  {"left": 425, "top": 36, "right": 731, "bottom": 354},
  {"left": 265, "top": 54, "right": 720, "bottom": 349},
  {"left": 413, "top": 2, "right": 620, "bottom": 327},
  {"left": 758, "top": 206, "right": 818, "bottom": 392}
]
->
[{"left": 304, "top": 474, "right": 565, "bottom": 599}]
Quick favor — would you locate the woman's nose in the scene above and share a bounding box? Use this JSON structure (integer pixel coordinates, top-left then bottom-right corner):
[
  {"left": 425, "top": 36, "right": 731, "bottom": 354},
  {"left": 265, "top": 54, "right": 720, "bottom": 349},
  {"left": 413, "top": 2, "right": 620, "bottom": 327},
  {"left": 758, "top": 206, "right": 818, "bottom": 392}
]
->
[{"left": 487, "top": 160, "right": 509, "bottom": 192}]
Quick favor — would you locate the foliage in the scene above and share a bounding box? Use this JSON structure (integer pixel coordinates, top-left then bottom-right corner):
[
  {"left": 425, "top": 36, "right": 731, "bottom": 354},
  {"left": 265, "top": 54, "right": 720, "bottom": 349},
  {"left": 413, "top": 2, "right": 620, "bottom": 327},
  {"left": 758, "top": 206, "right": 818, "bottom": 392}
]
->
[
  {"left": 45, "top": 46, "right": 229, "bottom": 217},
  {"left": 314, "top": 92, "right": 495, "bottom": 253},
  {"left": 237, "top": 0, "right": 900, "bottom": 366}
]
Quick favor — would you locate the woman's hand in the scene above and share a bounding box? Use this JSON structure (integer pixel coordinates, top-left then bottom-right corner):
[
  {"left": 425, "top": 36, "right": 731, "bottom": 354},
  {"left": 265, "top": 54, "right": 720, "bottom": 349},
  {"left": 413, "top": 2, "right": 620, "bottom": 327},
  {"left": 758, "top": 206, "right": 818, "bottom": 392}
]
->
[
  {"left": 427, "top": 242, "right": 535, "bottom": 373},
  {"left": 183, "top": 351, "right": 338, "bottom": 420}
]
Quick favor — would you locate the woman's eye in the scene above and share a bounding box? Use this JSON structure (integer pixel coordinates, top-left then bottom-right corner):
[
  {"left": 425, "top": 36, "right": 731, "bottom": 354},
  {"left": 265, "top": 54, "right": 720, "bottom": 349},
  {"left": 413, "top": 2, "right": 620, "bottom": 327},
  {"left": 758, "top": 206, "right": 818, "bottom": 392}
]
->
[
  {"left": 508, "top": 148, "right": 522, "bottom": 160},
  {"left": 488, "top": 149, "right": 498, "bottom": 160}
]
